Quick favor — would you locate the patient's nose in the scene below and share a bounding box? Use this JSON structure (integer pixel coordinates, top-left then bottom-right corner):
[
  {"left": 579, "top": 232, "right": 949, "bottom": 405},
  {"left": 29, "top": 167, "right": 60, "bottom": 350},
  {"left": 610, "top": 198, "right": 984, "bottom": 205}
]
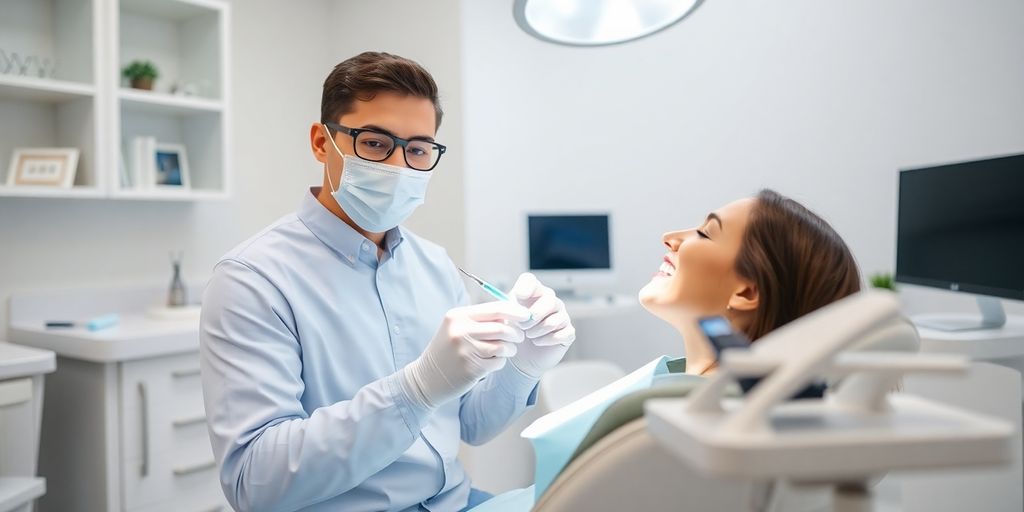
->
[{"left": 662, "top": 231, "right": 684, "bottom": 252}]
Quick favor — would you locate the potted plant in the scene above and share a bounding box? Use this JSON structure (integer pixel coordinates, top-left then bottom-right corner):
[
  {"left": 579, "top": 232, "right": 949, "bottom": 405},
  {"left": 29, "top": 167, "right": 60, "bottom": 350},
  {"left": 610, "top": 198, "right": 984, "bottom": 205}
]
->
[
  {"left": 122, "top": 60, "right": 159, "bottom": 90},
  {"left": 869, "top": 272, "right": 897, "bottom": 291}
]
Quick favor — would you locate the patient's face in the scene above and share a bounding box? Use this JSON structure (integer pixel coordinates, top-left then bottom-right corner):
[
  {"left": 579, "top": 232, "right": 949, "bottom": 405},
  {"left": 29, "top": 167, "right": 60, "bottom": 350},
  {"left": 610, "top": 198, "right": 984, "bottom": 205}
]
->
[{"left": 639, "top": 198, "right": 755, "bottom": 323}]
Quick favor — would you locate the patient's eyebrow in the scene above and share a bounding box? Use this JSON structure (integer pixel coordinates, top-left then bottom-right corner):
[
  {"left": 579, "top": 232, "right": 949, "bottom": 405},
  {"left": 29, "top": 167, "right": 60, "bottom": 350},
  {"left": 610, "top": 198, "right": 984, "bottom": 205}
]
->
[{"left": 706, "top": 213, "right": 723, "bottom": 231}]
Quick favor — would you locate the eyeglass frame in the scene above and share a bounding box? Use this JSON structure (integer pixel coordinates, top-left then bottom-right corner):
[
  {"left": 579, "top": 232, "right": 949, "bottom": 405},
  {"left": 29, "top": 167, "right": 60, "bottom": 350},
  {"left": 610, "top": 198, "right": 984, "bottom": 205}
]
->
[{"left": 324, "top": 122, "right": 447, "bottom": 172}]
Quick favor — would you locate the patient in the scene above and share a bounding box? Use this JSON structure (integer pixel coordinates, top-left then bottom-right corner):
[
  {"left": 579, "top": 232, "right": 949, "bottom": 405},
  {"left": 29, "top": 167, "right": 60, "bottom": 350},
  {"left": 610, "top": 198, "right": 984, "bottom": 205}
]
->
[
  {"left": 470, "top": 190, "right": 863, "bottom": 511},
  {"left": 561, "top": 189, "right": 863, "bottom": 462},
  {"left": 638, "top": 188, "right": 862, "bottom": 375}
]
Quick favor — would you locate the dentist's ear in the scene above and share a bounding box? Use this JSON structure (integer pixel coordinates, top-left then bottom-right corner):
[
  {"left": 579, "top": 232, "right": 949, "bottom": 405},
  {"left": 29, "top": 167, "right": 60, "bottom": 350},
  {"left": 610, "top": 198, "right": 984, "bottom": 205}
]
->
[
  {"left": 309, "top": 122, "right": 335, "bottom": 164},
  {"left": 727, "top": 280, "right": 759, "bottom": 312}
]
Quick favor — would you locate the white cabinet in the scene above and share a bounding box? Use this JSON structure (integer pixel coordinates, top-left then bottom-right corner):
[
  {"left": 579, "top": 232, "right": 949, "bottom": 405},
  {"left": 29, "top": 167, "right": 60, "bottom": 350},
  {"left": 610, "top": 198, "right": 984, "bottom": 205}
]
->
[
  {"left": 119, "top": 354, "right": 222, "bottom": 512},
  {"left": 8, "top": 285, "right": 229, "bottom": 512}
]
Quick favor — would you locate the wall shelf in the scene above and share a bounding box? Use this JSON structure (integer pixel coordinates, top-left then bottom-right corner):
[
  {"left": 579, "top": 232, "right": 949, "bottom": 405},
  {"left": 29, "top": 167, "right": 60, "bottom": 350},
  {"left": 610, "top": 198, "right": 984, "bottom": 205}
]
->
[
  {"left": 110, "top": 188, "right": 228, "bottom": 201},
  {"left": 0, "top": 75, "right": 95, "bottom": 103},
  {"left": 0, "top": 185, "right": 105, "bottom": 199},
  {"left": 0, "top": 0, "right": 230, "bottom": 202},
  {"left": 119, "top": 88, "right": 223, "bottom": 115}
]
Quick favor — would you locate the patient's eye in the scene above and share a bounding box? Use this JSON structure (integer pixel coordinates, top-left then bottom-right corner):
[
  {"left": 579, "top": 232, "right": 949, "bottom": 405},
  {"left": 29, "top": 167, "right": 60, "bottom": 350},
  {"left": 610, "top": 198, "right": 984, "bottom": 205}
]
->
[{"left": 696, "top": 229, "right": 710, "bottom": 239}]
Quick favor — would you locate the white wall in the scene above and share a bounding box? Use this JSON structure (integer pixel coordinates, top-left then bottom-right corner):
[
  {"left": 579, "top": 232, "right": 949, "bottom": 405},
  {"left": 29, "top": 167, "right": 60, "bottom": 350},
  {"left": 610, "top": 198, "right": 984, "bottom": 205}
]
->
[
  {"left": 330, "top": 0, "right": 466, "bottom": 262},
  {"left": 0, "top": 0, "right": 333, "bottom": 328},
  {"left": 0, "top": 0, "right": 467, "bottom": 329},
  {"left": 460, "top": 1, "right": 1024, "bottom": 492},
  {"left": 462, "top": 0, "right": 1024, "bottom": 370}
]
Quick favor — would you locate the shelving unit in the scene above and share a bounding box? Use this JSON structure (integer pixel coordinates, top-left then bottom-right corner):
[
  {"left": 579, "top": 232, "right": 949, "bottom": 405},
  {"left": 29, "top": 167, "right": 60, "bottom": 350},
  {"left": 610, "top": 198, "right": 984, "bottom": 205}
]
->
[{"left": 0, "top": 0, "right": 231, "bottom": 202}]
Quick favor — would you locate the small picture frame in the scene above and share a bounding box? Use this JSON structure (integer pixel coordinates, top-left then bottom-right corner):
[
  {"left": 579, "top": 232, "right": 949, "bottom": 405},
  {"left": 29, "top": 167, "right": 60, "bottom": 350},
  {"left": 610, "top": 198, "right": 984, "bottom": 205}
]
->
[
  {"left": 153, "top": 143, "right": 190, "bottom": 189},
  {"left": 6, "top": 148, "right": 79, "bottom": 188}
]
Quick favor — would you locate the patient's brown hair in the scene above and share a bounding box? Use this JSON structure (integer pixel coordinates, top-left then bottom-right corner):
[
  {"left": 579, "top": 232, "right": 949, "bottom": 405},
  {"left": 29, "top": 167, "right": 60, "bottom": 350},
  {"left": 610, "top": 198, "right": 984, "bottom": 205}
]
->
[{"left": 735, "top": 189, "right": 861, "bottom": 340}]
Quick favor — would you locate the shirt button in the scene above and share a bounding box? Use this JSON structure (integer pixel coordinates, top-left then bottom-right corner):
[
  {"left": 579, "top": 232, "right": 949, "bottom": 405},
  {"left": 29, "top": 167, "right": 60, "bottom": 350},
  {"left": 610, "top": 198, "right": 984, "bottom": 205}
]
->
[{"left": 393, "top": 325, "right": 401, "bottom": 334}]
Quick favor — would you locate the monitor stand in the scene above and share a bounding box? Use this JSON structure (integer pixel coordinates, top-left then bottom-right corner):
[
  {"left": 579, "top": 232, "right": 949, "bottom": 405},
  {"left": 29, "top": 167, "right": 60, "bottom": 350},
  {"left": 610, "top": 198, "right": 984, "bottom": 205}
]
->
[
  {"left": 914, "top": 296, "right": 1007, "bottom": 331},
  {"left": 552, "top": 288, "right": 591, "bottom": 301}
]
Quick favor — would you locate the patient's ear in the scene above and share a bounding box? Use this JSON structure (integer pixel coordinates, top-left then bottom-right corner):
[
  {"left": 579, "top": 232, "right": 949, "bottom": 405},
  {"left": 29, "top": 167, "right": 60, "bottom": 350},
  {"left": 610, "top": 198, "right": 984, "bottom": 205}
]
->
[{"left": 728, "top": 280, "right": 759, "bottom": 312}]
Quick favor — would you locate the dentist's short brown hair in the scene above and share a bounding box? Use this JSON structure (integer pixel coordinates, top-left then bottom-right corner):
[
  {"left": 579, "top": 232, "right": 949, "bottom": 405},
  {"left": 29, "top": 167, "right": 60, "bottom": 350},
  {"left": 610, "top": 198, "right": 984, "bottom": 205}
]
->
[{"left": 321, "top": 51, "right": 443, "bottom": 129}]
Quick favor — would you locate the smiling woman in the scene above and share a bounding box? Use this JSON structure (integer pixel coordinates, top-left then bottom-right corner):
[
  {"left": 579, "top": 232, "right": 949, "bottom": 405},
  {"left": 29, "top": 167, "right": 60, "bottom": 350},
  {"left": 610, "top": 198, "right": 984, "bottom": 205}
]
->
[{"left": 639, "top": 189, "right": 862, "bottom": 374}]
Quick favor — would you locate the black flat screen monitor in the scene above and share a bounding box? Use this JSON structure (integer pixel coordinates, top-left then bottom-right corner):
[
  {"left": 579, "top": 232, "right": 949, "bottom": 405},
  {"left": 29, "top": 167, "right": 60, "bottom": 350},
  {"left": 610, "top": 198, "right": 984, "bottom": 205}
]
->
[
  {"left": 528, "top": 215, "right": 611, "bottom": 271},
  {"left": 896, "top": 154, "right": 1024, "bottom": 300}
]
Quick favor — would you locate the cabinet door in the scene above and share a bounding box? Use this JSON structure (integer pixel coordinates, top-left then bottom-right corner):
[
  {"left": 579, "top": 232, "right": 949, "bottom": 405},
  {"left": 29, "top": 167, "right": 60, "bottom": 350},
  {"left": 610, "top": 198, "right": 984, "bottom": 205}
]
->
[{"left": 119, "top": 352, "right": 224, "bottom": 511}]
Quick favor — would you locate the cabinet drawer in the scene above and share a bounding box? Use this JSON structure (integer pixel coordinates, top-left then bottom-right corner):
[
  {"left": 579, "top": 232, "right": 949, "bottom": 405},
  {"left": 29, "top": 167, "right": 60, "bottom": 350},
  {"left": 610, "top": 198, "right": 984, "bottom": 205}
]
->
[
  {"left": 122, "top": 446, "right": 222, "bottom": 512},
  {"left": 122, "top": 412, "right": 213, "bottom": 470},
  {"left": 121, "top": 353, "right": 204, "bottom": 421},
  {"left": 0, "top": 378, "right": 32, "bottom": 407}
]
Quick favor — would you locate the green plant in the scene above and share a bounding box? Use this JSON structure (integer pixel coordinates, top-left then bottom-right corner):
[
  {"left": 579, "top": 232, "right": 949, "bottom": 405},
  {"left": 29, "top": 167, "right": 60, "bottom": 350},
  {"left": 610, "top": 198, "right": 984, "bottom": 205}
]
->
[
  {"left": 122, "top": 60, "right": 159, "bottom": 81},
  {"left": 869, "top": 272, "right": 897, "bottom": 291}
]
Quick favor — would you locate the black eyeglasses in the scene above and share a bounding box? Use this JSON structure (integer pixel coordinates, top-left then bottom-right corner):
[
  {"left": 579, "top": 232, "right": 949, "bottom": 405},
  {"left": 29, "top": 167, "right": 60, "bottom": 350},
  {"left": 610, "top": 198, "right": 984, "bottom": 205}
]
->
[{"left": 325, "top": 122, "right": 446, "bottom": 172}]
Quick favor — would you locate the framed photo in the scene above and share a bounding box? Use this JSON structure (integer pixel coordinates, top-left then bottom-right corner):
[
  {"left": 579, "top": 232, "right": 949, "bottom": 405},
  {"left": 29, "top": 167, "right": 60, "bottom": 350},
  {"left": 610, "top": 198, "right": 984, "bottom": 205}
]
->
[
  {"left": 6, "top": 148, "right": 79, "bottom": 188},
  {"left": 153, "top": 143, "right": 190, "bottom": 189}
]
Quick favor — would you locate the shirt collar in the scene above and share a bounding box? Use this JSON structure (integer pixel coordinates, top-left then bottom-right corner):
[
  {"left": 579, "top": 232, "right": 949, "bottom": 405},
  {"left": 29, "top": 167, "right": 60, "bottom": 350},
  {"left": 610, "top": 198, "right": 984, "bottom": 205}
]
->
[{"left": 297, "top": 187, "right": 405, "bottom": 267}]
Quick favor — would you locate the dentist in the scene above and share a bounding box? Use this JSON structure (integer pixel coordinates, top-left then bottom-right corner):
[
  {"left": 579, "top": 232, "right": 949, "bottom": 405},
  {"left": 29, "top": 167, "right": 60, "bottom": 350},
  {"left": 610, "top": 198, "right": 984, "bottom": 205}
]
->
[{"left": 200, "top": 52, "right": 576, "bottom": 512}]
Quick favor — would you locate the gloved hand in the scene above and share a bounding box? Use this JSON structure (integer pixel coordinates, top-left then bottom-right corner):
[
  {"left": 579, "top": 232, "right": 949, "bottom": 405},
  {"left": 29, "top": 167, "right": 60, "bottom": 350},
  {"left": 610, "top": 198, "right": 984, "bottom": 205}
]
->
[
  {"left": 508, "top": 273, "right": 577, "bottom": 379},
  {"left": 402, "top": 301, "right": 532, "bottom": 408}
]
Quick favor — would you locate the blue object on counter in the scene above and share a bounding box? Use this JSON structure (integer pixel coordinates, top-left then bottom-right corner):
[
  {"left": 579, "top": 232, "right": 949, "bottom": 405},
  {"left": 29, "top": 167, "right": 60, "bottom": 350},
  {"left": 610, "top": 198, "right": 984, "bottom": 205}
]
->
[
  {"left": 86, "top": 313, "right": 120, "bottom": 331},
  {"left": 46, "top": 314, "right": 120, "bottom": 331}
]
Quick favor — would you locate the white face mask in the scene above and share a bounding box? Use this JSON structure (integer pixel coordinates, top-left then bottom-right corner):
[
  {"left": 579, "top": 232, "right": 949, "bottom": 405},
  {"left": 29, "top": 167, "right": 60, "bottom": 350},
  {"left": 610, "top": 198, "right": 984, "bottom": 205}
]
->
[{"left": 323, "top": 124, "right": 433, "bottom": 233}]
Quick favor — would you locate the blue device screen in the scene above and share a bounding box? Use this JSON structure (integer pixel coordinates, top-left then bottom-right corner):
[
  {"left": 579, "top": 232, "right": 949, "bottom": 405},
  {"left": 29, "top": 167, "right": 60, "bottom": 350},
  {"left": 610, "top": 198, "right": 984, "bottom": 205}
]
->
[{"left": 696, "top": 315, "right": 825, "bottom": 399}]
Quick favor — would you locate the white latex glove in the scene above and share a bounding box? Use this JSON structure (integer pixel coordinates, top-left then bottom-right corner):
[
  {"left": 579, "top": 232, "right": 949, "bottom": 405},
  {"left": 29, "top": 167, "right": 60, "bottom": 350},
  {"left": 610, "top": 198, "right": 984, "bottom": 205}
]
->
[
  {"left": 508, "top": 273, "right": 577, "bottom": 379},
  {"left": 402, "top": 301, "right": 532, "bottom": 408}
]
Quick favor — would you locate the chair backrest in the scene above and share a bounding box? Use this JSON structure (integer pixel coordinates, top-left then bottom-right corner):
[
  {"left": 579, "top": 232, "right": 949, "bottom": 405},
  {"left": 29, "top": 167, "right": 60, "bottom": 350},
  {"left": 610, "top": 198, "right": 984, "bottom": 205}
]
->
[
  {"left": 538, "top": 360, "right": 626, "bottom": 413},
  {"left": 533, "top": 317, "right": 922, "bottom": 512}
]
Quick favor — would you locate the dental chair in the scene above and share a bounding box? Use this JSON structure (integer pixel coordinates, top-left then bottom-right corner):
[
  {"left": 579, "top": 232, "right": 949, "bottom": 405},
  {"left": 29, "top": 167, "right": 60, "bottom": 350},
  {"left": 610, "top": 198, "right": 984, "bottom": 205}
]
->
[{"left": 530, "top": 292, "right": 1013, "bottom": 512}]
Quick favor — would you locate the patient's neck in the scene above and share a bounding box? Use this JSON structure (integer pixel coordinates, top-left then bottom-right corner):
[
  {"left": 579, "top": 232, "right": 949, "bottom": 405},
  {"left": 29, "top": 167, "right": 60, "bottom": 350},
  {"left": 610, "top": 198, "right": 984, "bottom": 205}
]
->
[{"left": 676, "top": 320, "right": 719, "bottom": 376}]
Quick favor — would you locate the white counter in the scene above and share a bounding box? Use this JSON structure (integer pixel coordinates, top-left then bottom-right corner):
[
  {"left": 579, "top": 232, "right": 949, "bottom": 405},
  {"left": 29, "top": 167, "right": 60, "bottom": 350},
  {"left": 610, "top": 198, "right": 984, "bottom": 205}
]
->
[
  {"left": 7, "top": 283, "right": 202, "bottom": 363},
  {"left": 0, "top": 343, "right": 55, "bottom": 380}
]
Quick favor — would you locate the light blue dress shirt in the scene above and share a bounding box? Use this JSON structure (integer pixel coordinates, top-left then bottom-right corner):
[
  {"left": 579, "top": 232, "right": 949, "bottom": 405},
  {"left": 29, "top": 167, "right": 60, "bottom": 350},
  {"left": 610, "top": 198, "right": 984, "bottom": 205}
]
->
[{"left": 200, "top": 188, "right": 539, "bottom": 512}]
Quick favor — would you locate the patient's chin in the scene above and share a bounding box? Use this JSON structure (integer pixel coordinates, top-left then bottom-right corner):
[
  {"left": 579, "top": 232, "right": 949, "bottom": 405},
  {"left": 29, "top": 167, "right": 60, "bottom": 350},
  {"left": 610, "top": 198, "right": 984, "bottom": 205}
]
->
[{"left": 638, "top": 279, "right": 675, "bottom": 318}]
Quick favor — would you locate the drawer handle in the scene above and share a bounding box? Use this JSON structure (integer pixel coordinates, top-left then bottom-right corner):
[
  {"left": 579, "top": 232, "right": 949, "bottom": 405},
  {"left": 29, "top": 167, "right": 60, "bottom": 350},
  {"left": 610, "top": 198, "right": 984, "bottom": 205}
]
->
[
  {"left": 172, "top": 368, "right": 202, "bottom": 379},
  {"left": 174, "top": 459, "right": 217, "bottom": 476},
  {"left": 139, "top": 382, "right": 149, "bottom": 477},
  {"left": 172, "top": 413, "right": 208, "bottom": 428}
]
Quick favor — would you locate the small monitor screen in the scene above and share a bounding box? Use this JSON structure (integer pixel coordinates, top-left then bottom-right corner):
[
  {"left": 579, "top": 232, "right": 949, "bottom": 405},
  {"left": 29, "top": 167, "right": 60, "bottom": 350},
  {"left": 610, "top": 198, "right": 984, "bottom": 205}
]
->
[
  {"left": 896, "top": 153, "right": 1024, "bottom": 300},
  {"left": 528, "top": 215, "right": 611, "bottom": 271},
  {"left": 698, "top": 316, "right": 734, "bottom": 337}
]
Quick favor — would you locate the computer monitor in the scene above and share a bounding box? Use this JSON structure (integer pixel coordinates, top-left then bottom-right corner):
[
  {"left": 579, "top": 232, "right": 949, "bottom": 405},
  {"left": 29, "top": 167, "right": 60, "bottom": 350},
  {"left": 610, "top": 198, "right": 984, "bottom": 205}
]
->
[
  {"left": 896, "top": 153, "right": 1024, "bottom": 330},
  {"left": 527, "top": 214, "right": 612, "bottom": 295}
]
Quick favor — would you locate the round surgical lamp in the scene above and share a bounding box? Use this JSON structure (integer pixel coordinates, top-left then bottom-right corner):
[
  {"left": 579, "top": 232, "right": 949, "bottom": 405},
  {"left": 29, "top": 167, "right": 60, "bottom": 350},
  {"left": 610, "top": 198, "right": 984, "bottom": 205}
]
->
[{"left": 513, "top": 0, "right": 704, "bottom": 47}]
